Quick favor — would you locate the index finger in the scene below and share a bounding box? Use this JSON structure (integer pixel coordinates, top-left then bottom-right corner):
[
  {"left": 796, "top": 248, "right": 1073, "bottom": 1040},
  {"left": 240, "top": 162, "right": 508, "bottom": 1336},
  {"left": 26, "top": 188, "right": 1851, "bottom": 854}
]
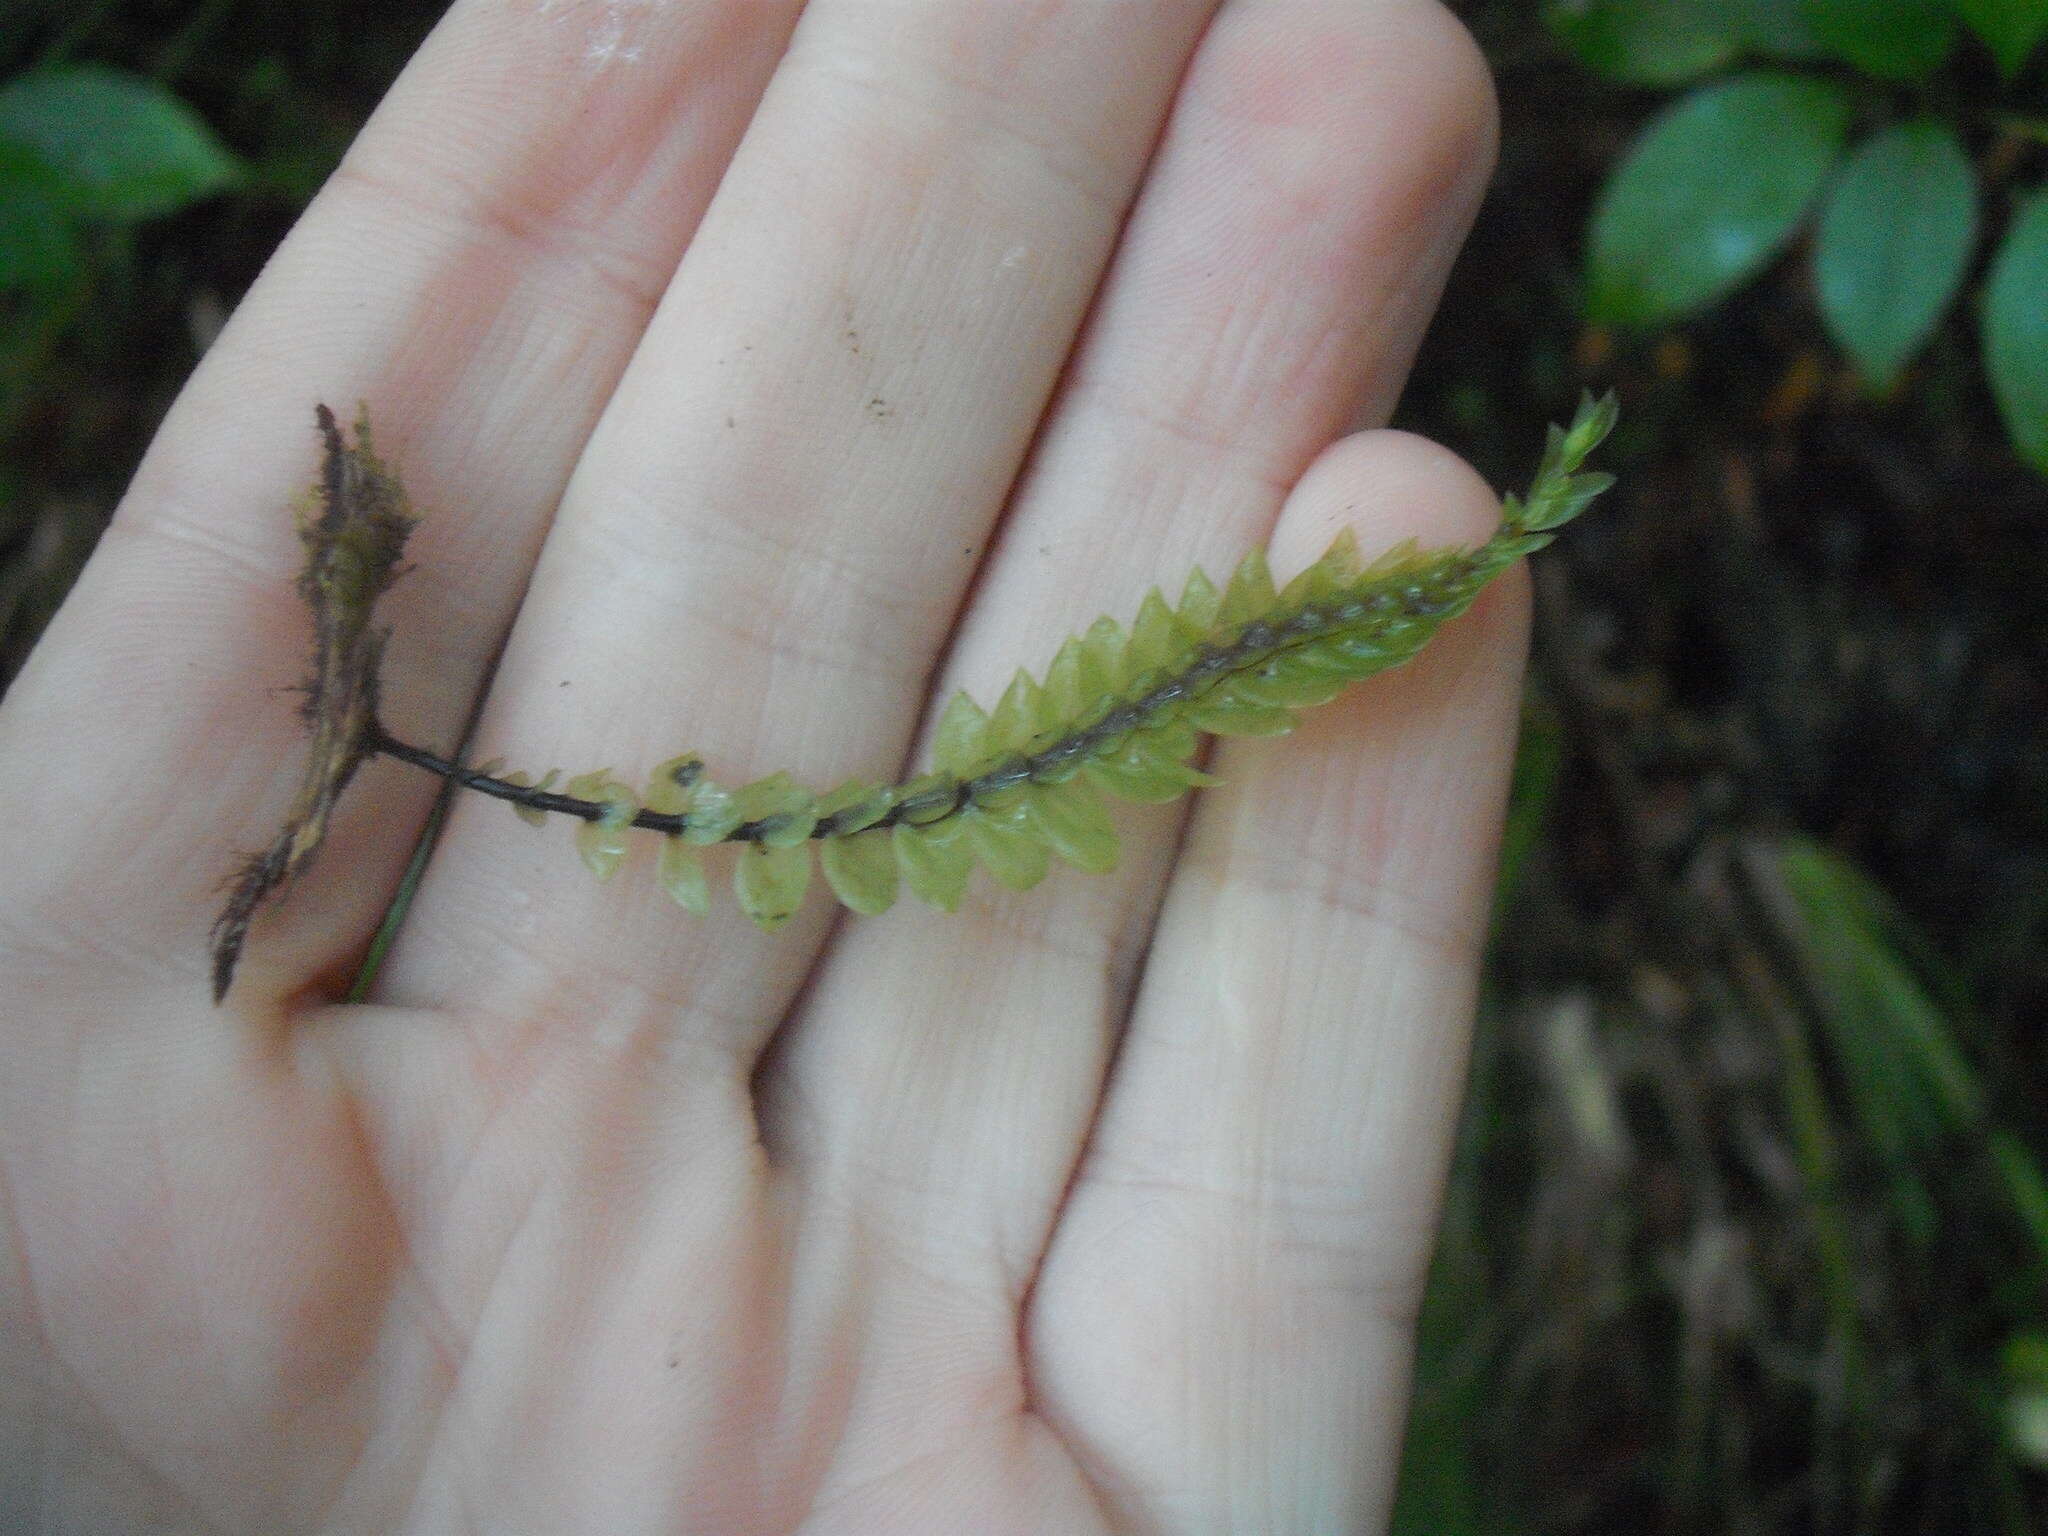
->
[{"left": 0, "top": 0, "right": 802, "bottom": 1012}]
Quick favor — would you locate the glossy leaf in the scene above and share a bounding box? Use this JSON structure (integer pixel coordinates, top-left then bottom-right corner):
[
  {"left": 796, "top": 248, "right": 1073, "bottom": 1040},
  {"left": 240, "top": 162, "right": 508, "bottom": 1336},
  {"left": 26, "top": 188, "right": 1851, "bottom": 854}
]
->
[
  {"left": 1545, "top": 0, "right": 1743, "bottom": 85},
  {"left": 1816, "top": 121, "right": 1978, "bottom": 389},
  {"left": 1984, "top": 188, "right": 2048, "bottom": 474},
  {"left": 1806, "top": 0, "right": 1956, "bottom": 78},
  {"left": 1587, "top": 73, "right": 1852, "bottom": 329},
  {"left": 1956, "top": 0, "right": 2048, "bottom": 77},
  {"left": 0, "top": 65, "right": 242, "bottom": 223}
]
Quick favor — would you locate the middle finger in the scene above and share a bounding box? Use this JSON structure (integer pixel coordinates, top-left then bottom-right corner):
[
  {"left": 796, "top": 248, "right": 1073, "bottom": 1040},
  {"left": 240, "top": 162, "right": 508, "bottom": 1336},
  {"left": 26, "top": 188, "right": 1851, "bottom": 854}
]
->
[{"left": 381, "top": 0, "right": 1220, "bottom": 1051}]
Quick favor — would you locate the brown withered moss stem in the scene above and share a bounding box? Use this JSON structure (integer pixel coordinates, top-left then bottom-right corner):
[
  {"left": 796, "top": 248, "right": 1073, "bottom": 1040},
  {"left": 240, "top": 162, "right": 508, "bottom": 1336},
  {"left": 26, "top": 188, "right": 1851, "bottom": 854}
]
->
[{"left": 210, "top": 405, "right": 415, "bottom": 1002}]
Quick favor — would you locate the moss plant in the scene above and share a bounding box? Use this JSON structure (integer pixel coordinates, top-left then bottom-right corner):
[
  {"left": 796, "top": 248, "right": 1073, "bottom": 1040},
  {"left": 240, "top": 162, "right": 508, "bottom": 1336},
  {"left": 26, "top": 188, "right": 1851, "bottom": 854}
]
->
[{"left": 211, "top": 393, "right": 1618, "bottom": 999}]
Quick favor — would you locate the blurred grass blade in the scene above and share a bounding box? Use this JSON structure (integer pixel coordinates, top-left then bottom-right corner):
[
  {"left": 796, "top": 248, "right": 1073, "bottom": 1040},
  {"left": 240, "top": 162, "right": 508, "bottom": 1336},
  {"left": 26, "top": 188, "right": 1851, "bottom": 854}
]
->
[
  {"left": 1770, "top": 839, "right": 2043, "bottom": 1251},
  {"left": 1496, "top": 699, "right": 1564, "bottom": 914}
]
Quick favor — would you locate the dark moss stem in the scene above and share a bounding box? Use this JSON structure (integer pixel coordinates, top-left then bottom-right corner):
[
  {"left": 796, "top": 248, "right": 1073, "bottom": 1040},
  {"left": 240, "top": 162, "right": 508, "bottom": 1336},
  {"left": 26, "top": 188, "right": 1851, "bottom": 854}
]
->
[{"left": 368, "top": 556, "right": 1484, "bottom": 849}]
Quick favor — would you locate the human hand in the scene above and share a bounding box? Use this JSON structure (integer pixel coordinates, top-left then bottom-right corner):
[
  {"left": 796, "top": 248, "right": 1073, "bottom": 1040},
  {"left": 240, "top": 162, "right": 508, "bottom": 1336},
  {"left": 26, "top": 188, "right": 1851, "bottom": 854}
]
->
[{"left": 0, "top": 2, "right": 1510, "bottom": 1529}]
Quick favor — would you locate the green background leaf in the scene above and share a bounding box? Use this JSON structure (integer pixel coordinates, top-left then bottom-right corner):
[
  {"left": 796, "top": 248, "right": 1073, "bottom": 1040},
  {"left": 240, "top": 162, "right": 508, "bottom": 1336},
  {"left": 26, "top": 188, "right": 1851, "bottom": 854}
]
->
[
  {"left": 1729, "top": 0, "right": 1827, "bottom": 56},
  {"left": 1983, "top": 187, "right": 2048, "bottom": 473},
  {"left": 1806, "top": 0, "right": 1958, "bottom": 78},
  {"left": 0, "top": 64, "right": 242, "bottom": 224},
  {"left": 1587, "top": 72, "right": 1852, "bottom": 329},
  {"left": 1956, "top": 0, "right": 2048, "bottom": 76},
  {"left": 1815, "top": 121, "right": 1979, "bottom": 388},
  {"left": 0, "top": 141, "right": 81, "bottom": 294},
  {"left": 1545, "top": 0, "right": 1743, "bottom": 84}
]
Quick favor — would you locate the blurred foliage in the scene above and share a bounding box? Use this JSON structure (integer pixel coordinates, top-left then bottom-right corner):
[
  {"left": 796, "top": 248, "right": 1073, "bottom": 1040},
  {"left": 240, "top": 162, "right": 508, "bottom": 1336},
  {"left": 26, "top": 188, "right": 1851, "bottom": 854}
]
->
[
  {"left": 0, "top": 3, "right": 2043, "bottom": 1533},
  {"left": 0, "top": 0, "right": 438, "bottom": 678},
  {"left": 1392, "top": 3, "right": 2048, "bottom": 1529},
  {"left": 1556, "top": 0, "right": 2048, "bottom": 470}
]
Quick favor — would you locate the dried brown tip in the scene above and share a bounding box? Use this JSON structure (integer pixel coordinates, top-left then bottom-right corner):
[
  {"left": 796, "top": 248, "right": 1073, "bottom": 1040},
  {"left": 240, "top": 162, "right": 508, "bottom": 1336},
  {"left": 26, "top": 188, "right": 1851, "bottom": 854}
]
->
[{"left": 208, "top": 404, "right": 416, "bottom": 1002}]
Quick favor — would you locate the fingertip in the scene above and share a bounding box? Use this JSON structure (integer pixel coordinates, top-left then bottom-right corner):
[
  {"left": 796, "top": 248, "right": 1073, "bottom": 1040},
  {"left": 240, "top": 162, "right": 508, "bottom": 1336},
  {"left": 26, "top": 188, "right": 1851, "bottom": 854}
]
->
[{"left": 1267, "top": 427, "right": 1503, "bottom": 577}]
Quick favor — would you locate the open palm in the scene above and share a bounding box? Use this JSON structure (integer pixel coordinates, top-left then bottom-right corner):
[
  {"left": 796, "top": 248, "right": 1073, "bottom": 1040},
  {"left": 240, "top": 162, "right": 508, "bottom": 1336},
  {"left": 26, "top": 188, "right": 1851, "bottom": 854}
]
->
[{"left": 0, "top": 2, "right": 1514, "bottom": 1530}]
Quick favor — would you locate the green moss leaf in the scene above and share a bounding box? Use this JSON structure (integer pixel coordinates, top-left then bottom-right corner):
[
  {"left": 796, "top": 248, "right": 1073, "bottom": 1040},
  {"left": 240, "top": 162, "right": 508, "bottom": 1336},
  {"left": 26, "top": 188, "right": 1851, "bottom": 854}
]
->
[
  {"left": 966, "top": 802, "right": 1052, "bottom": 891},
  {"left": 1984, "top": 187, "right": 2048, "bottom": 475},
  {"left": 1587, "top": 72, "right": 1852, "bottom": 329},
  {"left": 734, "top": 841, "right": 811, "bottom": 930},
  {"left": 1231, "top": 652, "right": 1351, "bottom": 708},
  {"left": 893, "top": 816, "right": 975, "bottom": 909},
  {"left": 657, "top": 838, "right": 710, "bottom": 915},
  {"left": 1185, "top": 689, "right": 1297, "bottom": 737},
  {"left": 931, "top": 691, "right": 992, "bottom": 777},
  {"left": 1021, "top": 777, "right": 1119, "bottom": 873},
  {"left": 1278, "top": 528, "right": 1360, "bottom": 608},
  {"left": 1125, "top": 588, "right": 1185, "bottom": 671},
  {"left": 989, "top": 668, "right": 1047, "bottom": 755},
  {"left": 820, "top": 828, "right": 900, "bottom": 915},
  {"left": 1041, "top": 636, "right": 1089, "bottom": 725},
  {"left": 1217, "top": 546, "right": 1277, "bottom": 628},
  {"left": 643, "top": 759, "right": 744, "bottom": 844},
  {"left": 1177, "top": 565, "right": 1221, "bottom": 635},
  {"left": 817, "top": 777, "right": 893, "bottom": 834},
  {"left": 1080, "top": 616, "right": 1126, "bottom": 696},
  {"left": 502, "top": 768, "right": 559, "bottom": 827},
  {"left": 564, "top": 770, "right": 636, "bottom": 880},
  {"left": 1082, "top": 733, "right": 1215, "bottom": 803}
]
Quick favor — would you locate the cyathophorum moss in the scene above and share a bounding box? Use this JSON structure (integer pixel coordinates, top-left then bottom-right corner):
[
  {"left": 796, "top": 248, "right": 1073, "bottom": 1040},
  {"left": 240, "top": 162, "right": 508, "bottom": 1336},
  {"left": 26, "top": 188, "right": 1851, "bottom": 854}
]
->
[{"left": 212, "top": 393, "right": 1617, "bottom": 997}]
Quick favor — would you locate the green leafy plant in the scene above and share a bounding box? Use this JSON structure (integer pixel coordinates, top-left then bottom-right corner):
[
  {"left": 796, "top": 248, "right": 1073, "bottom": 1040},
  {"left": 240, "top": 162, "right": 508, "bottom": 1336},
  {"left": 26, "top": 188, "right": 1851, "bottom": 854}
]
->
[
  {"left": 1552, "top": 0, "right": 2048, "bottom": 470},
  {"left": 209, "top": 394, "right": 1619, "bottom": 998},
  {"left": 0, "top": 62, "right": 242, "bottom": 423}
]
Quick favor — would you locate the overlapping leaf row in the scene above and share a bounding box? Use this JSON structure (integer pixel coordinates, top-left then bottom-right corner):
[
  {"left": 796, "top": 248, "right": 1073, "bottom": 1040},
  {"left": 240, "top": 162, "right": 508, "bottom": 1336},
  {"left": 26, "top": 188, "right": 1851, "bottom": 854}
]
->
[{"left": 510, "top": 393, "right": 1617, "bottom": 929}]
